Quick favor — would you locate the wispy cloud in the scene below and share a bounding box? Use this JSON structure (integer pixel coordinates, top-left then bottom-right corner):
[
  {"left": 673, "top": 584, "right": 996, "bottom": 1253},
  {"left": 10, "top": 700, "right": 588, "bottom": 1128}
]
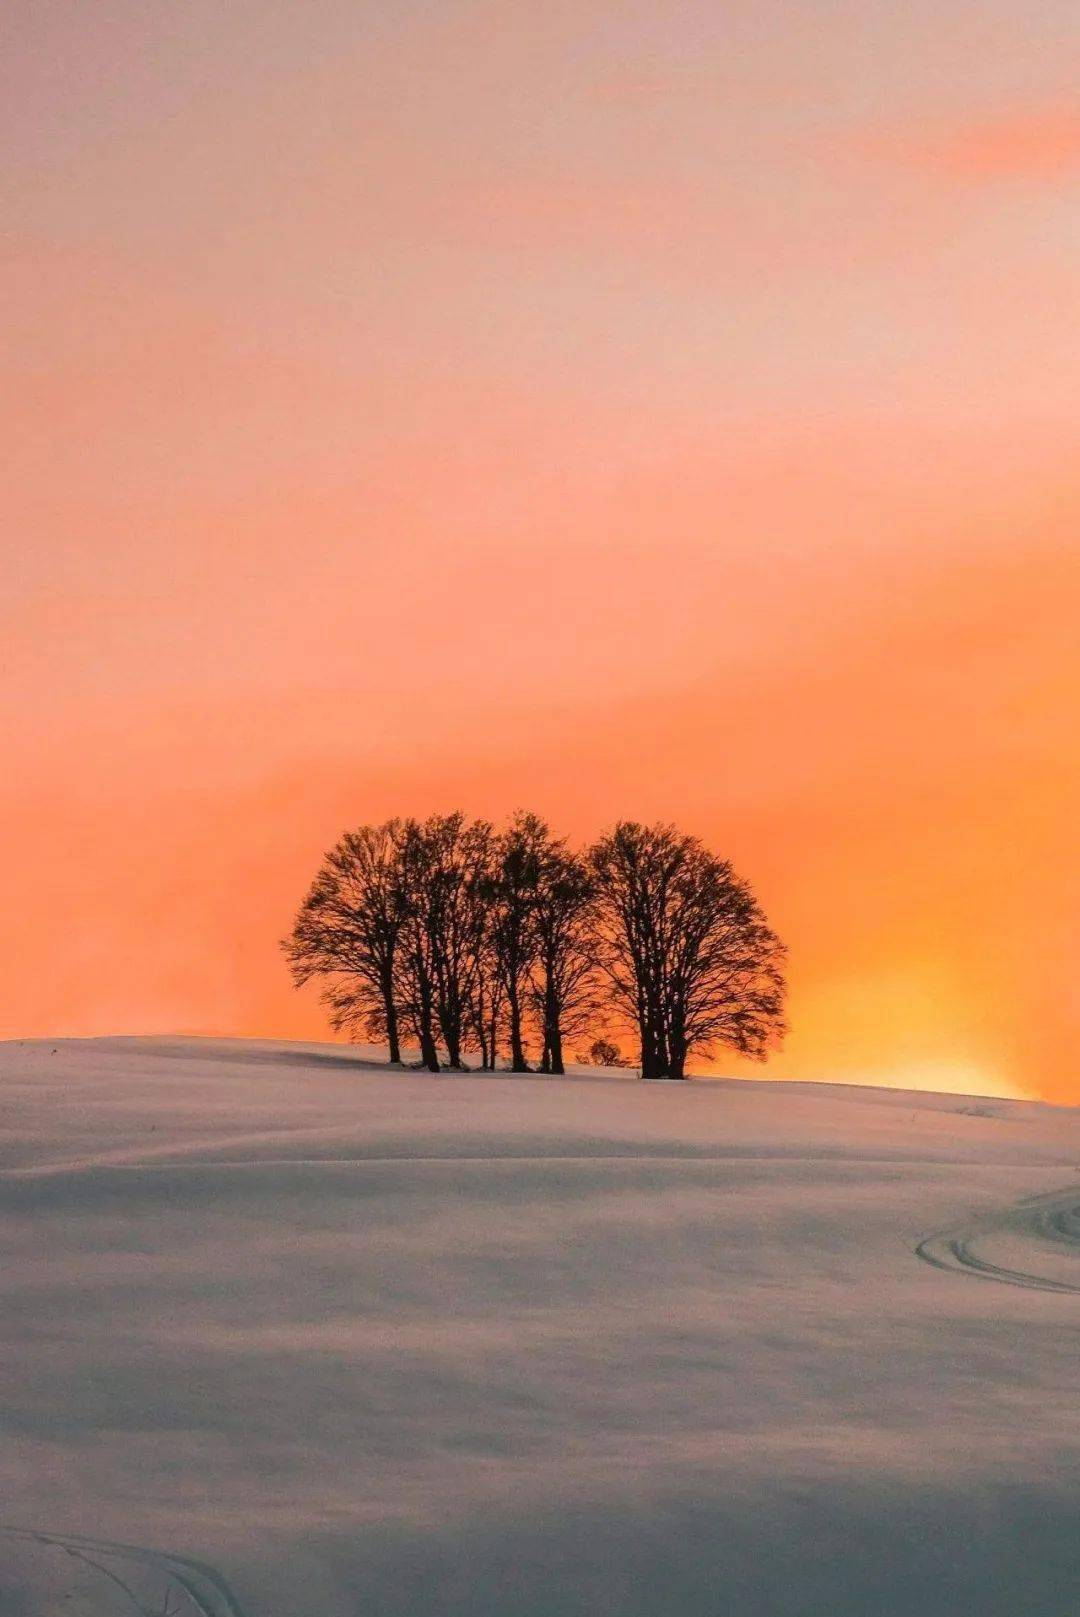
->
[{"left": 883, "top": 107, "right": 1080, "bottom": 181}]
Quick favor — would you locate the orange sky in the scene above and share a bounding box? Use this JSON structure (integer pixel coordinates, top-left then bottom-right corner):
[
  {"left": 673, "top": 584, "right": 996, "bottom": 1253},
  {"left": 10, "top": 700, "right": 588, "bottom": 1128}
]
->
[{"left": 4, "top": 2, "right": 1078, "bottom": 1100}]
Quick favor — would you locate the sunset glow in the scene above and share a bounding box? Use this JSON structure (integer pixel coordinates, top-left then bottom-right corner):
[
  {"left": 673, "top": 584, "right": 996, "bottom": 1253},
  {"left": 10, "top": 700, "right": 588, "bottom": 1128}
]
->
[{"left": 4, "top": 2, "right": 1077, "bottom": 1100}]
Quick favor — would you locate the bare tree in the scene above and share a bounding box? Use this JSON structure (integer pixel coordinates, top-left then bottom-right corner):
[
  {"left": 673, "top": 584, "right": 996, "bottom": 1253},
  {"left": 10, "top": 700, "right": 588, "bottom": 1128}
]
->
[
  {"left": 286, "top": 812, "right": 786, "bottom": 1085},
  {"left": 589, "top": 822, "right": 786, "bottom": 1078},
  {"left": 467, "top": 926, "right": 505, "bottom": 1070},
  {"left": 530, "top": 840, "right": 597, "bottom": 1076},
  {"left": 393, "top": 818, "right": 443, "bottom": 1071},
  {"left": 397, "top": 813, "right": 494, "bottom": 1071},
  {"left": 282, "top": 821, "right": 407, "bottom": 1063},
  {"left": 487, "top": 811, "right": 549, "bottom": 1071}
]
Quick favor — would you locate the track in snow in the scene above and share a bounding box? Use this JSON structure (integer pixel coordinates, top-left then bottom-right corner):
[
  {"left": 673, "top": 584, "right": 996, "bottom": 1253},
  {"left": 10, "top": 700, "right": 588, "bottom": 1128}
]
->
[
  {"left": 0, "top": 1525, "right": 249, "bottom": 1616},
  {"left": 915, "top": 1185, "right": 1080, "bottom": 1294}
]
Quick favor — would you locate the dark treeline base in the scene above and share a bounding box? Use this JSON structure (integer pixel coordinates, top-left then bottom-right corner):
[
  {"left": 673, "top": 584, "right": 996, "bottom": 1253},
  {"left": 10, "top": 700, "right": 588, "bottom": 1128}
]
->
[{"left": 284, "top": 813, "right": 787, "bottom": 1080}]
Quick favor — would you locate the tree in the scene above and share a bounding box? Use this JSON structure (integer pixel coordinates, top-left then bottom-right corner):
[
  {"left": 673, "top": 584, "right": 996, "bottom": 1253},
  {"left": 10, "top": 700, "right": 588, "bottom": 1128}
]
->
[
  {"left": 286, "top": 812, "right": 786, "bottom": 1083},
  {"left": 467, "top": 925, "right": 505, "bottom": 1070},
  {"left": 530, "top": 841, "right": 597, "bottom": 1076},
  {"left": 393, "top": 818, "right": 443, "bottom": 1071},
  {"left": 487, "top": 811, "right": 549, "bottom": 1071},
  {"left": 589, "top": 822, "right": 786, "bottom": 1079},
  {"left": 588, "top": 1038, "right": 625, "bottom": 1068},
  {"left": 397, "top": 813, "right": 495, "bottom": 1071},
  {"left": 282, "top": 821, "right": 408, "bottom": 1063}
]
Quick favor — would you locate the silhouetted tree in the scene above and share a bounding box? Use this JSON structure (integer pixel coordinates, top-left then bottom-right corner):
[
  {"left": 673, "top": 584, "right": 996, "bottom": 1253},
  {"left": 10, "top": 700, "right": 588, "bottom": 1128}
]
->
[
  {"left": 397, "top": 813, "right": 494, "bottom": 1071},
  {"left": 282, "top": 821, "right": 407, "bottom": 1062},
  {"left": 393, "top": 818, "right": 443, "bottom": 1070},
  {"left": 530, "top": 841, "right": 597, "bottom": 1076},
  {"left": 589, "top": 822, "right": 786, "bottom": 1078},
  {"left": 287, "top": 811, "right": 785, "bottom": 1083},
  {"left": 468, "top": 926, "right": 505, "bottom": 1070},
  {"left": 588, "top": 1038, "right": 625, "bottom": 1068},
  {"left": 487, "top": 811, "right": 550, "bottom": 1071}
]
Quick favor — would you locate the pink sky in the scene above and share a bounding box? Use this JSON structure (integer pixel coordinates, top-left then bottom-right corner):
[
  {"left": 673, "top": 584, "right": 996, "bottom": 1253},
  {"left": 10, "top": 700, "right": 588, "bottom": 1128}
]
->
[{"left": 3, "top": 1, "right": 1078, "bottom": 1099}]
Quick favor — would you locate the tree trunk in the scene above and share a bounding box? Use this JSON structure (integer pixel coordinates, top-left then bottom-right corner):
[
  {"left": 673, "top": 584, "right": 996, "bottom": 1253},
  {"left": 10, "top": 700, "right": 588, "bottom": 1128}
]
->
[
  {"left": 437, "top": 983, "right": 464, "bottom": 1069},
  {"left": 383, "top": 983, "right": 401, "bottom": 1066},
  {"left": 640, "top": 1021, "right": 672, "bottom": 1078},
  {"left": 445, "top": 1021, "right": 463, "bottom": 1069},
  {"left": 415, "top": 967, "right": 440, "bottom": 1071},
  {"left": 419, "top": 1026, "right": 440, "bottom": 1072},
  {"left": 667, "top": 1019, "right": 688, "bottom": 1079},
  {"left": 536, "top": 961, "right": 559, "bottom": 1074},
  {"left": 635, "top": 965, "right": 658, "bottom": 1077},
  {"left": 507, "top": 982, "right": 529, "bottom": 1072},
  {"left": 638, "top": 1008, "right": 659, "bottom": 1078},
  {"left": 654, "top": 1010, "right": 670, "bottom": 1076},
  {"left": 652, "top": 1005, "right": 671, "bottom": 1077}
]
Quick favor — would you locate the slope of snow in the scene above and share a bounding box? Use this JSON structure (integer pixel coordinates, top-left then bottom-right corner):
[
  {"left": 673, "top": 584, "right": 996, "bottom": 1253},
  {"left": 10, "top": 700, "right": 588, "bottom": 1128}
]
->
[{"left": 2, "top": 1036, "right": 1078, "bottom": 1615}]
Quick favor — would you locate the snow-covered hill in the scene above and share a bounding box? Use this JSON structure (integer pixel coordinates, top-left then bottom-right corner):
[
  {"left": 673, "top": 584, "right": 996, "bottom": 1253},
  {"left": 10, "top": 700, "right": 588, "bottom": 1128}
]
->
[{"left": 2, "top": 1037, "right": 1078, "bottom": 1615}]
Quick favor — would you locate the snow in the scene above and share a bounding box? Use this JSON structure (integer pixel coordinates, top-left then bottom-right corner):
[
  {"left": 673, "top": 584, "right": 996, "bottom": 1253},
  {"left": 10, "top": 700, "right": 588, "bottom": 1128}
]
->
[{"left": 2, "top": 1036, "right": 1079, "bottom": 1615}]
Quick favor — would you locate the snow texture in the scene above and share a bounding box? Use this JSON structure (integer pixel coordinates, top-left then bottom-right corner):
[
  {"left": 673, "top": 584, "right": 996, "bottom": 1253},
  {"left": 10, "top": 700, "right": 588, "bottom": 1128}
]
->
[{"left": 2, "top": 1036, "right": 1079, "bottom": 1615}]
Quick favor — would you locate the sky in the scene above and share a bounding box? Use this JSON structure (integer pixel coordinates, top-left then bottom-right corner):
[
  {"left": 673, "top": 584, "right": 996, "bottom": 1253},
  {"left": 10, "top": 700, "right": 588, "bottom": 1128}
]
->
[{"left": 3, "top": 0, "right": 1078, "bottom": 1101}]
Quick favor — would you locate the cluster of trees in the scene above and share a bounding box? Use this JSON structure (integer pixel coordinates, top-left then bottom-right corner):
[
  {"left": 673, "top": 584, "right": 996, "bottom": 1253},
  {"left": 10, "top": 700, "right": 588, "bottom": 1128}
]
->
[{"left": 284, "top": 813, "right": 786, "bottom": 1079}]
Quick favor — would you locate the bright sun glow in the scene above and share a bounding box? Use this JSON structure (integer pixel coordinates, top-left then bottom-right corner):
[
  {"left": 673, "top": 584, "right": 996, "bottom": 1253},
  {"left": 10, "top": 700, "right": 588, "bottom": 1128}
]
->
[{"left": 858, "top": 1059, "right": 1029, "bottom": 1101}]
